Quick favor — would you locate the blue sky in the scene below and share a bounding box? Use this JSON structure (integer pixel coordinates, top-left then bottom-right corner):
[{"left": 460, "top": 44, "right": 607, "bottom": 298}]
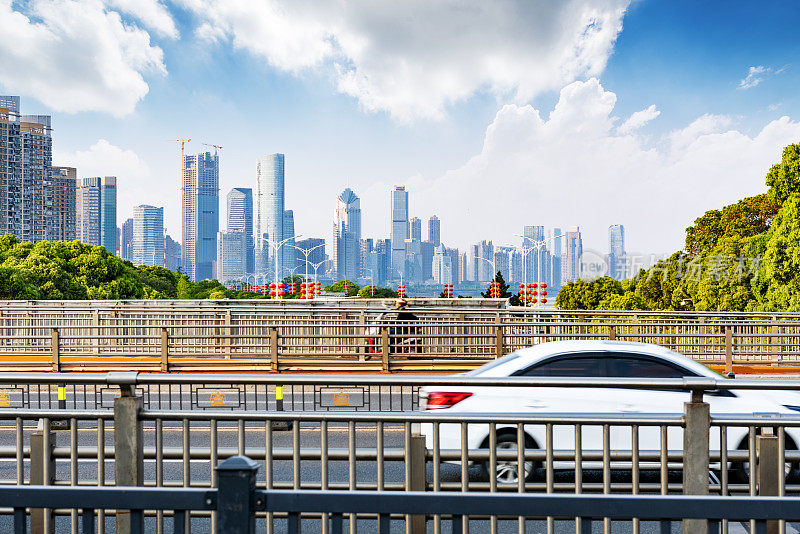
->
[{"left": 2, "top": 0, "right": 799, "bottom": 256}]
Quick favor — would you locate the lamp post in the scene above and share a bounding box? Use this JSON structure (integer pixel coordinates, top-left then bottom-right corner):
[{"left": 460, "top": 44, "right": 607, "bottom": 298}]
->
[
  {"left": 515, "top": 233, "right": 564, "bottom": 306},
  {"left": 293, "top": 243, "right": 325, "bottom": 295},
  {"left": 265, "top": 234, "right": 302, "bottom": 299}
]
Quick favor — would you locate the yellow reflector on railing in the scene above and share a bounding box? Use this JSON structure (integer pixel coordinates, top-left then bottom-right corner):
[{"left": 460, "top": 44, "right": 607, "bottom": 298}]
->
[
  {"left": 276, "top": 386, "right": 283, "bottom": 400},
  {"left": 58, "top": 386, "right": 66, "bottom": 401}
]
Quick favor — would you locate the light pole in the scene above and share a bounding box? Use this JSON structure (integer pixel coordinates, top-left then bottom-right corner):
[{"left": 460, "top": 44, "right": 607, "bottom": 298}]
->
[
  {"left": 363, "top": 268, "right": 375, "bottom": 297},
  {"left": 515, "top": 233, "right": 564, "bottom": 306},
  {"left": 475, "top": 255, "right": 500, "bottom": 298},
  {"left": 265, "top": 234, "right": 302, "bottom": 299},
  {"left": 293, "top": 243, "right": 325, "bottom": 295}
]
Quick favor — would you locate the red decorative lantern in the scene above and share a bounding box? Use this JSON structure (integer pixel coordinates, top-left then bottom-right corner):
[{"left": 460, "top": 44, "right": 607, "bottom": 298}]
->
[{"left": 541, "top": 298, "right": 547, "bottom": 304}]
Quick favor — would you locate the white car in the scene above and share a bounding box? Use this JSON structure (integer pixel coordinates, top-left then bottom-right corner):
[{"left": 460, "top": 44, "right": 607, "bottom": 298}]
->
[{"left": 419, "top": 340, "right": 800, "bottom": 485}]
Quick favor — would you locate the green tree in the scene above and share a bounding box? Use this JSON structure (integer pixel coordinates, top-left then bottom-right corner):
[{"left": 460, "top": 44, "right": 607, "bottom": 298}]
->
[
  {"left": 357, "top": 286, "right": 398, "bottom": 298},
  {"left": 765, "top": 143, "right": 800, "bottom": 203},
  {"left": 324, "top": 280, "right": 361, "bottom": 296}
]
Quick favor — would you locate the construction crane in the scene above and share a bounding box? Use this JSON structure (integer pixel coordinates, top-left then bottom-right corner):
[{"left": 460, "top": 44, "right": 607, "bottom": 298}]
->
[
  {"left": 202, "top": 143, "right": 223, "bottom": 155},
  {"left": 168, "top": 138, "right": 191, "bottom": 189}
]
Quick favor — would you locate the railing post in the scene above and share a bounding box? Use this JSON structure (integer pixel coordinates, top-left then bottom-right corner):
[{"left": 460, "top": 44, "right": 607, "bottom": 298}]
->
[
  {"left": 757, "top": 427, "right": 779, "bottom": 534},
  {"left": 770, "top": 320, "right": 780, "bottom": 363},
  {"left": 160, "top": 327, "right": 169, "bottom": 373},
  {"left": 270, "top": 327, "right": 279, "bottom": 372},
  {"left": 114, "top": 380, "right": 143, "bottom": 534},
  {"left": 683, "top": 389, "right": 709, "bottom": 534},
  {"left": 51, "top": 328, "right": 60, "bottom": 372},
  {"left": 216, "top": 456, "right": 259, "bottom": 534},
  {"left": 30, "top": 420, "right": 55, "bottom": 534},
  {"left": 495, "top": 316, "right": 504, "bottom": 359},
  {"left": 608, "top": 325, "right": 616, "bottom": 341},
  {"left": 724, "top": 326, "right": 733, "bottom": 374},
  {"left": 225, "top": 310, "right": 232, "bottom": 360},
  {"left": 381, "top": 326, "right": 390, "bottom": 372},
  {"left": 409, "top": 426, "right": 427, "bottom": 534}
]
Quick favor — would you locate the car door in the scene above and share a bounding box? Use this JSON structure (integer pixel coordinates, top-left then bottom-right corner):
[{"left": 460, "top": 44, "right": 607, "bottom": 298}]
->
[
  {"left": 513, "top": 353, "right": 623, "bottom": 468},
  {"left": 605, "top": 354, "right": 700, "bottom": 467}
]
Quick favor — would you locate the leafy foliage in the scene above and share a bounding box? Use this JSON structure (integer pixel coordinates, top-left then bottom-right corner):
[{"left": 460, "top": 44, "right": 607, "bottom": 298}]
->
[
  {"left": 324, "top": 280, "right": 360, "bottom": 296},
  {"left": 357, "top": 286, "right": 399, "bottom": 298}
]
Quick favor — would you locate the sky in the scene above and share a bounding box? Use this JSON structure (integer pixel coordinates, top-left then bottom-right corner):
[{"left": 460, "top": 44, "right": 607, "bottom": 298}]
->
[{"left": 2, "top": 0, "right": 800, "bottom": 257}]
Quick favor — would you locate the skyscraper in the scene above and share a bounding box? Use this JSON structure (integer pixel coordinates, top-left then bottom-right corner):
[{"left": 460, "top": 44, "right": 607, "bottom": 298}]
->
[
  {"left": 48, "top": 166, "right": 76, "bottom": 241},
  {"left": 428, "top": 215, "right": 441, "bottom": 246},
  {"left": 283, "top": 209, "right": 295, "bottom": 277},
  {"left": 609, "top": 224, "right": 626, "bottom": 280},
  {"left": 562, "top": 226, "right": 583, "bottom": 283},
  {"left": 226, "top": 188, "right": 254, "bottom": 274},
  {"left": 132, "top": 205, "right": 164, "bottom": 267},
  {"left": 76, "top": 176, "right": 116, "bottom": 253},
  {"left": 472, "top": 240, "right": 494, "bottom": 282},
  {"left": 0, "top": 97, "right": 56, "bottom": 243},
  {"left": 120, "top": 218, "right": 134, "bottom": 261},
  {"left": 550, "top": 227, "right": 563, "bottom": 290},
  {"left": 390, "top": 186, "right": 408, "bottom": 279},
  {"left": 216, "top": 231, "right": 246, "bottom": 283},
  {"left": 333, "top": 188, "right": 361, "bottom": 281},
  {"left": 432, "top": 244, "right": 453, "bottom": 284},
  {"left": 255, "top": 154, "right": 285, "bottom": 276},
  {"left": 409, "top": 217, "right": 422, "bottom": 242},
  {"left": 164, "top": 235, "right": 181, "bottom": 272},
  {"left": 182, "top": 152, "right": 219, "bottom": 281}
]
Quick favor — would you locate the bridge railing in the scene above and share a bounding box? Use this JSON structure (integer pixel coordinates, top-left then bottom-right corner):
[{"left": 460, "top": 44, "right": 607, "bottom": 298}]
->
[
  {"left": 0, "top": 374, "right": 799, "bottom": 532},
  {"left": 2, "top": 318, "right": 800, "bottom": 372}
]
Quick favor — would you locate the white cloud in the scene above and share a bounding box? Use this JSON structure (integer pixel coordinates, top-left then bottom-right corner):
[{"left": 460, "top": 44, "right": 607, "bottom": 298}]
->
[
  {"left": 739, "top": 65, "right": 787, "bottom": 90},
  {"left": 181, "top": 0, "right": 630, "bottom": 121},
  {"left": 105, "top": 0, "right": 179, "bottom": 39},
  {"left": 0, "top": 0, "right": 167, "bottom": 116},
  {"left": 618, "top": 104, "right": 660, "bottom": 134},
  {"left": 54, "top": 139, "right": 156, "bottom": 227},
  {"left": 359, "top": 79, "right": 800, "bottom": 254}
]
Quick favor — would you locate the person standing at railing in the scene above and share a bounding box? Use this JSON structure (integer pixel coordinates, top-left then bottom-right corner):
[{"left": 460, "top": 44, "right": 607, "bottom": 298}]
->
[{"left": 390, "top": 298, "right": 420, "bottom": 354}]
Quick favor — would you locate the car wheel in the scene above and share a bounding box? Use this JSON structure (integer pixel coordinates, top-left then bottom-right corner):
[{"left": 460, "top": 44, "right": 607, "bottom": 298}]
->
[
  {"left": 480, "top": 432, "right": 539, "bottom": 485},
  {"left": 730, "top": 434, "right": 800, "bottom": 484}
]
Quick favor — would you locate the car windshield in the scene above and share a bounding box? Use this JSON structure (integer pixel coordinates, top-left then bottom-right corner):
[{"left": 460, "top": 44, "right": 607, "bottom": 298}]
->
[{"left": 465, "top": 352, "right": 519, "bottom": 376}]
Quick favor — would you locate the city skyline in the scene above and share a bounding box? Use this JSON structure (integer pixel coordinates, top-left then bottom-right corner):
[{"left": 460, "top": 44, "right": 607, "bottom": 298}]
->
[{"left": 8, "top": 2, "right": 799, "bottom": 256}]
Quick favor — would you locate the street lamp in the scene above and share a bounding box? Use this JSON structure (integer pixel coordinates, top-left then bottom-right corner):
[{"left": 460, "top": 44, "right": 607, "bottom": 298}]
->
[
  {"left": 293, "top": 243, "right": 325, "bottom": 296},
  {"left": 475, "top": 255, "right": 501, "bottom": 298},
  {"left": 515, "top": 233, "right": 564, "bottom": 306},
  {"left": 265, "top": 234, "right": 302, "bottom": 299}
]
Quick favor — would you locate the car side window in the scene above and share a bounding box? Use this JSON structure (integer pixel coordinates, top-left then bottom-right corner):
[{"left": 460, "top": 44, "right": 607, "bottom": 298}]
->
[
  {"left": 515, "top": 355, "right": 604, "bottom": 377},
  {"left": 605, "top": 355, "right": 693, "bottom": 378}
]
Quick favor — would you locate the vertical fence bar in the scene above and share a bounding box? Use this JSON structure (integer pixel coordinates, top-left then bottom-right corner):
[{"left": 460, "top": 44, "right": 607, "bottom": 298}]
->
[
  {"left": 114, "top": 392, "right": 143, "bottom": 534},
  {"left": 216, "top": 456, "right": 259, "bottom": 534},
  {"left": 757, "top": 427, "right": 779, "bottom": 534},
  {"left": 51, "top": 328, "right": 60, "bottom": 372},
  {"left": 683, "top": 390, "right": 710, "bottom": 534},
  {"left": 270, "top": 328, "right": 279, "bottom": 372},
  {"left": 160, "top": 328, "right": 169, "bottom": 373},
  {"left": 381, "top": 327, "right": 390, "bottom": 372},
  {"left": 725, "top": 327, "right": 733, "bottom": 374}
]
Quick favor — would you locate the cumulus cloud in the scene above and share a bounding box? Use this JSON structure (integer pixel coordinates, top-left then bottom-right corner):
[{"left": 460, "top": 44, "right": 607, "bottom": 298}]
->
[
  {"left": 105, "top": 0, "right": 179, "bottom": 39},
  {"left": 618, "top": 104, "right": 660, "bottom": 134},
  {"left": 181, "top": 0, "right": 630, "bottom": 120},
  {"left": 54, "top": 139, "right": 155, "bottom": 226},
  {"left": 359, "top": 79, "right": 800, "bottom": 254},
  {"left": 0, "top": 0, "right": 167, "bottom": 116}
]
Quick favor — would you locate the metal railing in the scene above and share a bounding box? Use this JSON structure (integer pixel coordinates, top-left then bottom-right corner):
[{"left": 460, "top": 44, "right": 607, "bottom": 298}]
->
[
  {"left": 0, "top": 373, "right": 800, "bottom": 532},
  {"left": 3, "top": 317, "right": 800, "bottom": 373}
]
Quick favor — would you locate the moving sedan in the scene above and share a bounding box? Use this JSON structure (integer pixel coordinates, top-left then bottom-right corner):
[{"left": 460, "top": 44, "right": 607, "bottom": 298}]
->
[{"left": 419, "top": 340, "right": 800, "bottom": 484}]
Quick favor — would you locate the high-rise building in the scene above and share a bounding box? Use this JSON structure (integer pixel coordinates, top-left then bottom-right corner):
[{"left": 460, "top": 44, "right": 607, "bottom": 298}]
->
[
  {"left": 494, "top": 247, "right": 513, "bottom": 283},
  {"left": 609, "top": 224, "right": 626, "bottom": 280},
  {"left": 182, "top": 152, "right": 219, "bottom": 281},
  {"left": 472, "top": 240, "right": 494, "bottom": 282},
  {"left": 120, "top": 218, "right": 134, "bottom": 261},
  {"left": 227, "top": 188, "right": 254, "bottom": 274},
  {"left": 550, "top": 227, "right": 563, "bottom": 291},
  {"left": 333, "top": 188, "right": 361, "bottom": 281},
  {"left": 0, "top": 98, "right": 55, "bottom": 243},
  {"left": 390, "top": 186, "right": 408, "bottom": 279},
  {"left": 447, "top": 247, "right": 461, "bottom": 285},
  {"left": 77, "top": 176, "right": 116, "bottom": 253},
  {"left": 409, "top": 217, "right": 422, "bottom": 242},
  {"left": 132, "top": 205, "right": 164, "bottom": 267},
  {"left": 405, "top": 238, "right": 422, "bottom": 282},
  {"left": 420, "top": 241, "right": 435, "bottom": 282},
  {"left": 427, "top": 215, "right": 441, "bottom": 247},
  {"left": 255, "top": 154, "right": 285, "bottom": 277},
  {"left": 283, "top": 209, "right": 295, "bottom": 277},
  {"left": 432, "top": 245, "right": 453, "bottom": 284},
  {"left": 562, "top": 226, "right": 583, "bottom": 283},
  {"left": 48, "top": 166, "right": 76, "bottom": 241},
  {"left": 164, "top": 235, "right": 181, "bottom": 272},
  {"left": 458, "top": 252, "right": 468, "bottom": 284},
  {"left": 216, "top": 231, "right": 247, "bottom": 283}
]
